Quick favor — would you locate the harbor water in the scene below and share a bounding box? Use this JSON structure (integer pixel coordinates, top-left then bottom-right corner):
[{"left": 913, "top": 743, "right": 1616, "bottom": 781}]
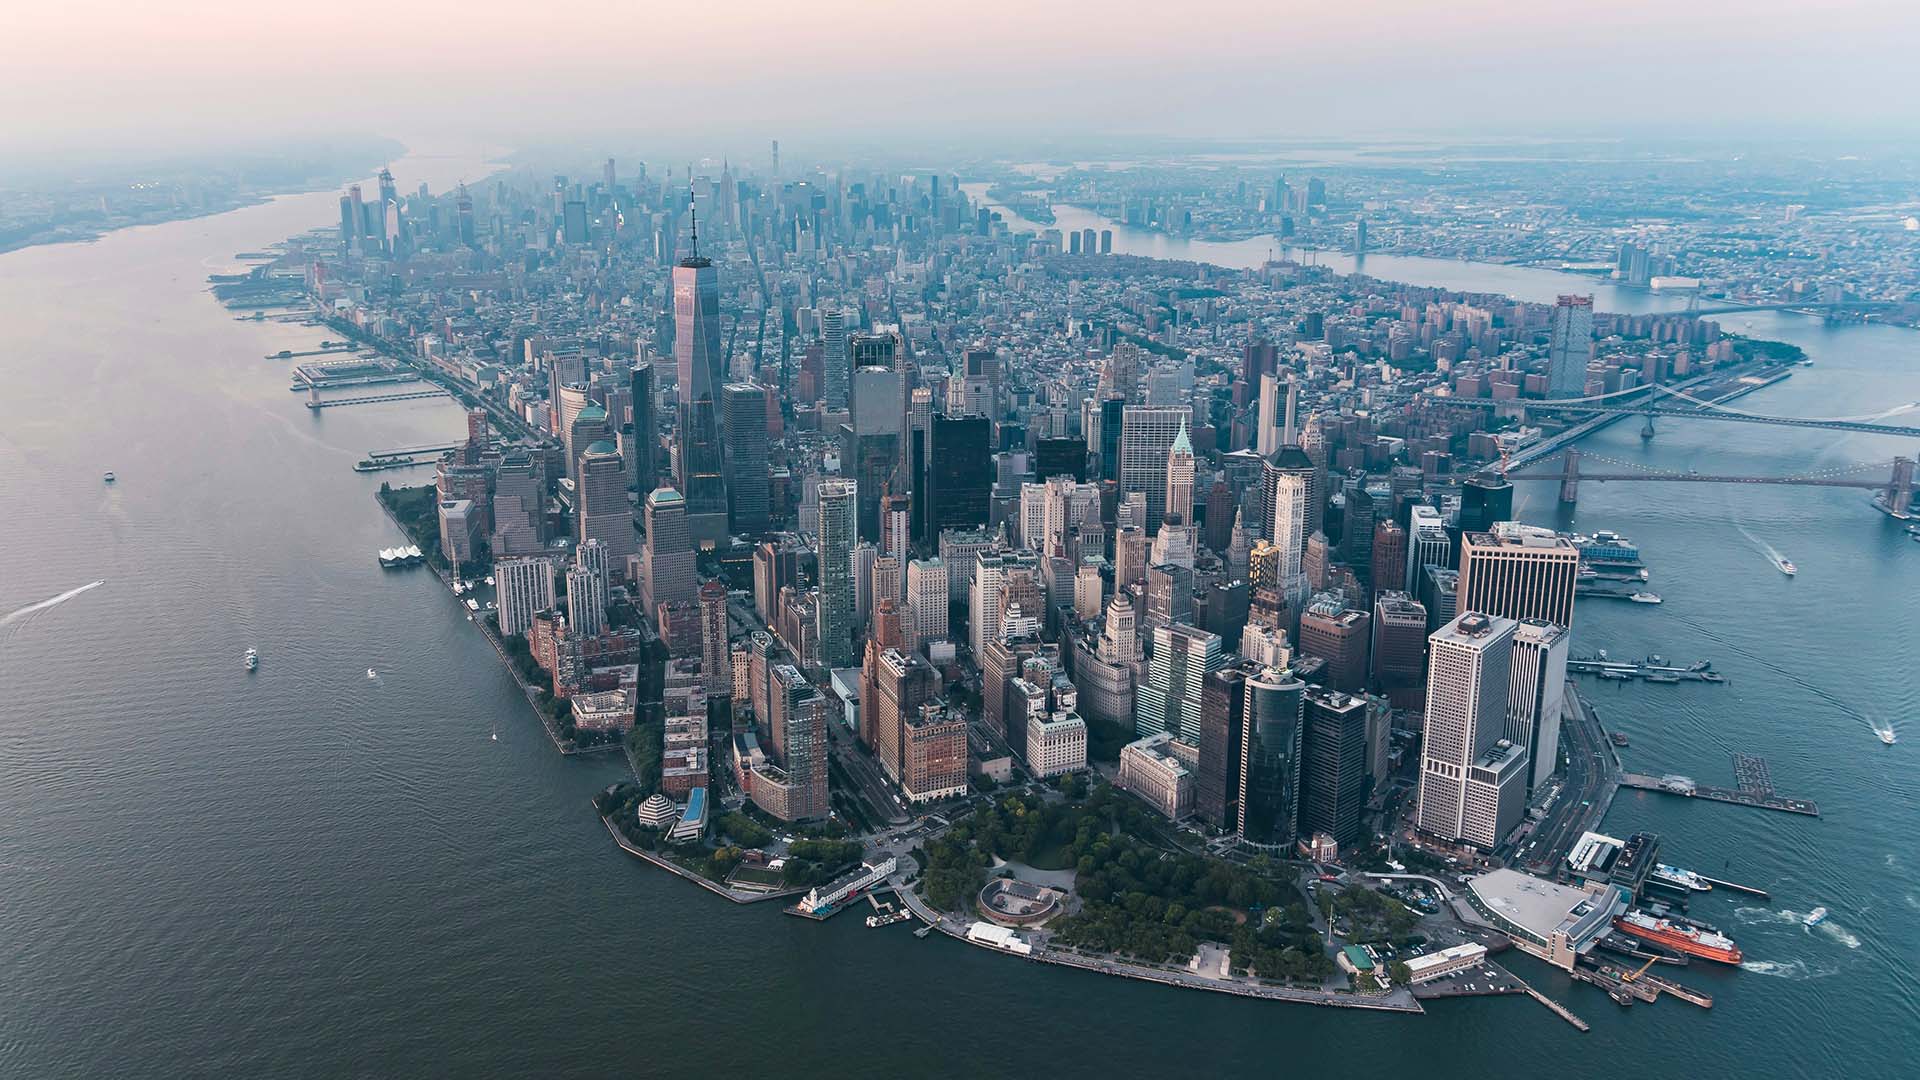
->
[{"left": 0, "top": 158, "right": 1914, "bottom": 1079}]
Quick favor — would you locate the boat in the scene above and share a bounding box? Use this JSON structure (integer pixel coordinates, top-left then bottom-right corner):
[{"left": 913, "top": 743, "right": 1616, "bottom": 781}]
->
[
  {"left": 102, "top": 471, "right": 116, "bottom": 483},
  {"left": 1613, "top": 911, "right": 1743, "bottom": 964},
  {"left": 367, "top": 668, "right": 377, "bottom": 679},
  {"left": 1775, "top": 557, "right": 1797, "bottom": 576},
  {"left": 244, "top": 647, "right": 259, "bottom": 671},
  {"left": 1650, "top": 864, "right": 1713, "bottom": 892},
  {"left": 1629, "top": 592, "right": 1663, "bottom": 604},
  {"left": 1803, "top": 906, "right": 1829, "bottom": 928},
  {"left": 1610, "top": 732, "right": 1630, "bottom": 748},
  {"left": 1878, "top": 728, "right": 1897, "bottom": 746},
  {"left": 490, "top": 726, "right": 498, "bottom": 742},
  {"left": 1645, "top": 672, "right": 1681, "bottom": 683}
]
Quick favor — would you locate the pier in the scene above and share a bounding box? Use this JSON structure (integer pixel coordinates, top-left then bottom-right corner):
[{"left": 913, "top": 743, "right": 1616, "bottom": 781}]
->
[
  {"left": 307, "top": 389, "right": 452, "bottom": 409},
  {"left": 1568, "top": 655, "right": 1726, "bottom": 685},
  {"left": 1618, "top": 752, "right": 1819, "bottom": 816},
  {"left": 369, "top": 441, "right": 464, "bottom": 459},
  {"left": 1697, "top": 875, "right": 1771, "bottom": 900},
  {"left": 1513, "top": 975, "right": 1591, "bottom": 1031}
]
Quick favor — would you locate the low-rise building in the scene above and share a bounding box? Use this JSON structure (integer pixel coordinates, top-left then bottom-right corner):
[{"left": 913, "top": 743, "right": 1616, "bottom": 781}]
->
[
  {"left": 1025, "top": 708, "right": 1088, "bottom": 778},
  {"left": 1465, "top": 868, "right": 1629, "bottom": 971},
  {"left": 1404, "top": 942, "right": 1487, "bottom": 984},
  {"left": 571, "top": 687, "right": 634, "bottom": 733},
  {"left": 1117, "top": 731, "right": 1194, "bottom": 820}
]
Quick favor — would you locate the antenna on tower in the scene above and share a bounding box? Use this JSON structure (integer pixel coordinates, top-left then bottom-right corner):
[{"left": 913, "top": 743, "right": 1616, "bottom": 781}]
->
[{"left": 688, "top": 187, "right": 699, "bottom": 261}]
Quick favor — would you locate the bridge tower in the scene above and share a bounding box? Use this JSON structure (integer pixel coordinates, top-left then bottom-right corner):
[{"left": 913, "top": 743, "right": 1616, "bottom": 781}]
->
[
  {"left": 1640, "top": 411, "right": 1656, "bottom": 440},
  {"left": 1559, "top": 448, "right": 1581, "bottom": 506},
  {"left": 1888, "top": 456, "right": 1915, "bottom": 518}
]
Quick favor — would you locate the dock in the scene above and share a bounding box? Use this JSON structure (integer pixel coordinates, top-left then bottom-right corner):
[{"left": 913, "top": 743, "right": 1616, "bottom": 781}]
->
[
  {"left": 1618, "top": 752, "right": 1819, "bottom": 816},
  {"left": 1568, "top": 655, "right": 1726, "bottom": 685},
  {"left": 306, "top": 389, "right": 452, "bottom": 410},
  {"left": 1637, "top": 970, "right": 1714, "bottom": 1009},
  {"left": 1514, "top": 975, "right": 1590, "bottom": 1031},
  {"left": 1697, "top": 875, "right": 1771, "bottom": 900},
  {"left": 369, "top": 441, "right": 464, "bottom": 459}
]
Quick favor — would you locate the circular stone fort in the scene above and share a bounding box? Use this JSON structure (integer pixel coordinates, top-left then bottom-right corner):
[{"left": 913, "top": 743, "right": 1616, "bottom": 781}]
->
[{"left": 976, "top": 878, "right": 1064, "bottom": 926}]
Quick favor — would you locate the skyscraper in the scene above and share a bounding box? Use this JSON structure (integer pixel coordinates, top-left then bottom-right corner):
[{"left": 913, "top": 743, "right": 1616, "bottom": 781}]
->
[
  {"left": 495, "top": 557, "right": 555, "bottom": 638},
  {"left": 1456, "top": 475, "right": 1514, "bottom": 537},
  {"left": 1196, "top": 664, "right": 1250, "bottom": 830},
  {"left": 1298, "top": 600, "right": 1370, "bottom": 693},
  {"left": 1547, "top": 294, "right": 1594, "bottom": 399},
  {"left": 1370, "top": 590, "right": 1429, "bottom": 700},
  {"left": 1406, "top": 504, "right": 1451, "bottom": 592},
  {"left": 815, "top": 479, "right": 858, "bottom": 669},
  {"left": 641, "top": 487, "right": 697, "bottom": 617},
  {"left": 1299, "top": 687, "right": 1367, "bottom": 848},
  {"left": 1137, "top": 623, "right": 1224, "bottom": 740},
  {"left": 722, "top": 382, "right": 770, "bottom": 536},
  {"left": 1508, "top": 619, "right": 1570, "bottom": 793},
  {"left": 925, "top": 414, "right": 991, "bottom": 539},
  {"left": 1238, "top": 666, "right": 1305, "bottom": 850},
  {"left": 1416, "top": 612, "right": 1523, "bottom": 850},
  {"left": 1261, "top": 446, "right": 1321, "bottom": 546},
  {"left": 577, "top": 442, "right": 636, "bottom": 569},
  {"left": 905, "top": 557, "right": 948, "bottom": 651},
  {"left": 673, "top": 210, "right": 729, "bottom": 546},
  {"left": 1119, "top": 405, "right": 1187, "bottom": 531},
  {"left": 765, "top": 663, "right": 830, "bottom": 822},
  {"left": 700, "top": 580, "right": 733, "bottom": 697},
  {"left": 821, "top": 307, "right": 850, "bottom": 412},
  {"left": 566, "top": 563, "right": 607, "bottom": 637},
  {"left": 1458, "top": 522, "right": 1579, "bottom": 628},
  {"left": 630, "top": 362, "right": 657, "bottom": 494},
  {"left": 1164, "top": 420, "right": 1195, "bottom": 526}
]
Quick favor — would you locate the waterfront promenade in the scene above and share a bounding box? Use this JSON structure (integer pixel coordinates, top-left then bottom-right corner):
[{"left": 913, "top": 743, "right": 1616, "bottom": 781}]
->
[
  {"left": 891, "top": 877, "right": 1424, "bottom": 1013},
  {"left": 599, "top": 815, "right": 804, "bottom": 905}
]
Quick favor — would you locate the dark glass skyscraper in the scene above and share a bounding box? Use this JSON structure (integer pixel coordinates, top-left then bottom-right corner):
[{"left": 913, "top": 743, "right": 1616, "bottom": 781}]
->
[
  {"left": 1299, "top": 687, "right": 1368, "bottom": 847},
  {"left": 722, "top": 382, "right": 770, "bottom": 536},
  {"left": 673, "top": 214, "right": 728, "bottom": 547},
  {"left": 630, "top": 362, "right": 657, "bottom": 494},
  {"left": 925, "top": 414, "right": 990, "bottom": 537},
  {"left": 1238, "top": 668, "right": 1305, "bottom": 850}
]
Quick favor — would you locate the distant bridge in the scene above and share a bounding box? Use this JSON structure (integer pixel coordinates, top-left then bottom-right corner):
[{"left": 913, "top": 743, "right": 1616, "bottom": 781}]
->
[
  {"left": 1686, "top": 298, "right": 1903, "bottom": 317},
  {"left": 1435, "top": 384, "right": 1920, "bottom": 439},
  {"left": 1506, "top": 448, "right": 1916, "bottom": 515}
]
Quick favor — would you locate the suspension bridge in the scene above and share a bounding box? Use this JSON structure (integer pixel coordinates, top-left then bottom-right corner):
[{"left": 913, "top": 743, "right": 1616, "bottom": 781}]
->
[
  {"left": 1436, "top": 383, "right": 1920, "bottom": 439},
  {"left": 1505, "top": 447, "right": 1916, "bottom": 518}
]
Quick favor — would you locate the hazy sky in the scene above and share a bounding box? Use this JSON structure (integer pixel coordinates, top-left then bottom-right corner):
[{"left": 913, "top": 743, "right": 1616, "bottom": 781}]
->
[{"left": 3, "top": 0, "right": 1913, "bottom": 156}]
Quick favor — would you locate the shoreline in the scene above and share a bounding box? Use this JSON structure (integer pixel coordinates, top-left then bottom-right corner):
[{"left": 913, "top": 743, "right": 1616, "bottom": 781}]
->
[
  {"left": 599, "top": 813, "right": 806, "bottom": 905},
  {"left": 891, "top": 878, "right": 1426, "bottom": 1013},
  {"left": 371, "top": 490, "right": 614, "bottom": 757}
]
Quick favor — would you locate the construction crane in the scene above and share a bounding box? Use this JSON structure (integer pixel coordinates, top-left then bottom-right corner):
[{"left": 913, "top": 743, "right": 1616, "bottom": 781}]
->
[{"left": 1621, "top": 956, "right": 1657, "bottom": 984}]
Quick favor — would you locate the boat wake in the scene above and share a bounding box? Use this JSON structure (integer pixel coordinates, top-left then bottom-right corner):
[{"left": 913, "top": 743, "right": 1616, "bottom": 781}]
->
[
  {"left": 1734, "top": 906, "right": 1860, "bottom": 949},
  {"left": 1739, "top": 958, "right": 1837, "bottom": 980},
  {"left": 1, "top": 580, "right": 105, "bottom": 635},
  {"left": 1735, "top": 526, "right": 1792, "bottom": 573}
]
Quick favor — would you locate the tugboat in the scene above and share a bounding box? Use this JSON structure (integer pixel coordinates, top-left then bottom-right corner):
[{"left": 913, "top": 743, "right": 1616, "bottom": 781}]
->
[{"left": 244, "top": 647, "right": 260, "bottom": 672}]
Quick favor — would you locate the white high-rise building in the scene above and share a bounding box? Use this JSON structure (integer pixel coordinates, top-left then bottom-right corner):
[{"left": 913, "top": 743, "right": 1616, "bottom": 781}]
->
[
  {"left": 496, "top": 557, "right": 555, "bottom": 637},
  {"left": 1074, "top": 559, "right": 1105, "bottom": 620},
  {"left": 1406, "top": 505, "right": 1451, "bottom": 592},
  {"left": 1508, "top": 619, "right": 1570, "bottom": 794},
  {"left": 566, "top": 563, "right": 607, "bottom": 637},
  {"left": 1119, "top": 405, "right": 1187, "bottom": 531},
  {"left": 1269, "top": 471, "right": 1309, "bottom": 604},
  {"left": 1416, "top": 612, "right": 1523, "bottom": 850},
  {"left": 1256, "top": 373, "right": 1284, "bottom": 458},
  {"left": 905, "top": 557, "right": 949, "bottom": 652},
  {"left": 1164, "top": 420, "right": 1195, "bottom": 527}
]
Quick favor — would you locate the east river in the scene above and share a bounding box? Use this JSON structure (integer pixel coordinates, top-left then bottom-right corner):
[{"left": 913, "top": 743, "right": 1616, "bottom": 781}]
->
[{"left": 0, "top": 161, "right": 1913, "bottom": 1079}]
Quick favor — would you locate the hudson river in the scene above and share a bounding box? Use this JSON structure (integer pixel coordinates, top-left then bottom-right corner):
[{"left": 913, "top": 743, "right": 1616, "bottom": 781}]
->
[{"left": 1, "top": 161, "right": 1914, "bottom": 1079}]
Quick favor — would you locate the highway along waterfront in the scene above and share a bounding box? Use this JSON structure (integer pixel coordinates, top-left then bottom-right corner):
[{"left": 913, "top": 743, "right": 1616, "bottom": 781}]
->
[{"left": 0, "top": 155, "right": 1914, "bottom": 1080}]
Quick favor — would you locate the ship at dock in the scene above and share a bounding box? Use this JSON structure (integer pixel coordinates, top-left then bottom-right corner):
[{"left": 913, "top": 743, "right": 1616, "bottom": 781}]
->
[
  {"left": 1613, "top": 910, "right": 1743, "bottom": 964},
  {"left": 1648, "top": 864, "right": 1713, "bottom": 892}
]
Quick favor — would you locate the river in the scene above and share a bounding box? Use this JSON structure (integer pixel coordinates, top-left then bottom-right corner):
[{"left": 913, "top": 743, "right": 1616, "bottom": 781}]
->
[{"left": 0, "top": 159, "right": 1911, "bottom": 1080}]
